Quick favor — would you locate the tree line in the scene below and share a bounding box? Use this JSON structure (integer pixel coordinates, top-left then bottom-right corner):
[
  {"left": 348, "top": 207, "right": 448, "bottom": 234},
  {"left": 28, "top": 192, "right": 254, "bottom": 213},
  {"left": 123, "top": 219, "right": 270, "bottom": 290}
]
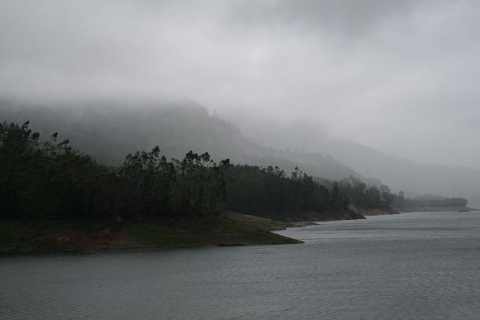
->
[
  {"left": 393, "top": 191, "right": 468, "bottom": 208},
  {"left": 1, "top": 121, "right": 398, "bottom": 222}
]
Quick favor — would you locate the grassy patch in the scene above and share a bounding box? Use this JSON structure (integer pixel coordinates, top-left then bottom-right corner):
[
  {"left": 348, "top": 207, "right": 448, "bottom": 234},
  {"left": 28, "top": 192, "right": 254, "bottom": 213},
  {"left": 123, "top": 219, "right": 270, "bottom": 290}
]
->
[
  {"left": 125, "top": 225, "right": 198, "bottom": 247},
  {"left": 0, "top": 213, "right": 301, "bottom": 253},
  {"left": 223, "top": 212, "right": 287, "bottom": 231},
  {"left": 195, "top": 213, "right": 301, "bottom": 246},
  {"left": 125, "top": 213, "right": 301, "bottom": 248}
]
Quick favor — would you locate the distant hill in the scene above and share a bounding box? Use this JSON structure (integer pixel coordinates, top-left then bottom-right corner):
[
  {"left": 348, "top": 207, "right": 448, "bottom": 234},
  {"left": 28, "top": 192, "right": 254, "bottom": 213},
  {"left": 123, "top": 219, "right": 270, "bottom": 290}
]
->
[
  {"left": 0, "top": 99, "right": 360, "bottom": 181},
  {"left": 230, "top": 117, "right": 480, "bottom": 208},
  {"left": 322, "top": 140, "right": 480, "bottom": 208}
]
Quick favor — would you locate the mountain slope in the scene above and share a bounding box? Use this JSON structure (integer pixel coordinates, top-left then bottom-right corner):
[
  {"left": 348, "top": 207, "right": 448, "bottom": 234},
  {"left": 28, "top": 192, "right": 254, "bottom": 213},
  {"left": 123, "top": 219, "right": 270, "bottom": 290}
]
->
[
  {"left": 0, "top": 99, "right": 359, "bottom": 181},
  {"left": 322, "top": 140, "right": 480, "bottom": 208},
  {"left": 237, "top": 118, "right": 480, "bottom": 208}
]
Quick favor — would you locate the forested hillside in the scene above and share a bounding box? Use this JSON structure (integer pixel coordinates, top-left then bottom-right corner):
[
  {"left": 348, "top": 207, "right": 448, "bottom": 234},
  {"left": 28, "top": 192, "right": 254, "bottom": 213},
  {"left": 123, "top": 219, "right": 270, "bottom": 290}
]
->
[
  {"left": 0, "top": 121, "right": 390, "bottom": 222},
  {"left": 0, "top": 99, "right": 359, "bottom": 181},
  {"left": 1, "top": 117, "right": 470, "bottom": 252}
]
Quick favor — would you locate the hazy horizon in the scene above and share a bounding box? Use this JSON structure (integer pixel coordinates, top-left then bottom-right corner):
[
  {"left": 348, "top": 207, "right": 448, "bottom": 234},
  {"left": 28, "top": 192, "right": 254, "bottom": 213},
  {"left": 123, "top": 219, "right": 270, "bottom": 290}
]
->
[{"left": 1, "top": 0, "right": 479, "bottom": 171}]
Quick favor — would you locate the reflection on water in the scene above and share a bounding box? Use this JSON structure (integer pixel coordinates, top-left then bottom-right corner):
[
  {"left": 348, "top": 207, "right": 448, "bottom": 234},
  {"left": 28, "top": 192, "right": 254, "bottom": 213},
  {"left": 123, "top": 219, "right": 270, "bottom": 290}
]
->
[{"left": 1, "top": 212, "right": 480, "bottom": 319}]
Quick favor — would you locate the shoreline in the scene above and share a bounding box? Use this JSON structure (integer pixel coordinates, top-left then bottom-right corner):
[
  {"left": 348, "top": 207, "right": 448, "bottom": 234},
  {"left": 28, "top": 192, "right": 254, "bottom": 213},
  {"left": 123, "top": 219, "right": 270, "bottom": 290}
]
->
[
  {"left": 397, "top": 206, "right": 478, "bottom": 213},
  {"left": 0, "top": 213, "right": 303, "bottom": 255},
  {"left": 9, "top": 207, "right": 469, "bottom": 255}
]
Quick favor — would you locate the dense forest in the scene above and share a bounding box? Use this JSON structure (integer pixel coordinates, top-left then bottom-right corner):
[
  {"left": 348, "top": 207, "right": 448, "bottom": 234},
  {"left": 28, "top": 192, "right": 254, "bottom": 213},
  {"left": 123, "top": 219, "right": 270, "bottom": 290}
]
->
[
  {"left": 1, "top": 121, "right": 400, "bottom": 223},
  {"left": 0, "top": 121, "right": 228, "bottom": 221}
]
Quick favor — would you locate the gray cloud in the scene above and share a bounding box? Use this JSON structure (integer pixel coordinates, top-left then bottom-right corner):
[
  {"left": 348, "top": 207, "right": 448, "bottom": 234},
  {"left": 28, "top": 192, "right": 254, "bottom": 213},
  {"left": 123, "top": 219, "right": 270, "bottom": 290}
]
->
[
  {"left": 0, "top": 0, "right": 479, "bottom": 169},
  {"left": 225, "top": 0, "right": 420, "bottom": 38}
]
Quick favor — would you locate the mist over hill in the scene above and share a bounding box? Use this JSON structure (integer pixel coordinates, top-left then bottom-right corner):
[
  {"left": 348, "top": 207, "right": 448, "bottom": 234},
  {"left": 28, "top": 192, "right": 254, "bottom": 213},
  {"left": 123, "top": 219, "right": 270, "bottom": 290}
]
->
[
  {"left": 0, "top": 99, "right": 360, "bottom": 182},
  {"left": 326, "top": 142, "right": 480, "bottom": 208},
  {"left": 2, "top": 98, "right": 478, "bottom": 208},
  {"left": 240, "top": 119, "right": 480, "bottom": 208},
  {"left": 1, "top": 0, "right": 480, "bottom": 210}
]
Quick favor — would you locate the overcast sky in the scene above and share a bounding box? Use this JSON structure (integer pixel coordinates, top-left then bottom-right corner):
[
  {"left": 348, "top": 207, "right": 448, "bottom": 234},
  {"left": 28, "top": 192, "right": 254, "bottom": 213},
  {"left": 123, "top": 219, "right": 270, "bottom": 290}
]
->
[{"left": 1, "top": 0, "right": 479, "bottom": 169}]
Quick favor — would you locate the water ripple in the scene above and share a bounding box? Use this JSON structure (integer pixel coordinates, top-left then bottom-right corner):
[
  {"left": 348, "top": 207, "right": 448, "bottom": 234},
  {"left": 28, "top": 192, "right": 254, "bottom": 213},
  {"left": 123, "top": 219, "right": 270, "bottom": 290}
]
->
[{"left": 1, "top": 212, "right": 480, "bottom": 319}]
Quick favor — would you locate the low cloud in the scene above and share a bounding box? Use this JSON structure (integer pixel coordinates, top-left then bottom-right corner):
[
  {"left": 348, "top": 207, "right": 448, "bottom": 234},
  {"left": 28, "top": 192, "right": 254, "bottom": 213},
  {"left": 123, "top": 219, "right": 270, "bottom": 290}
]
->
[{"left": 0, "top": 0, "right": 479, "bottom": 169}]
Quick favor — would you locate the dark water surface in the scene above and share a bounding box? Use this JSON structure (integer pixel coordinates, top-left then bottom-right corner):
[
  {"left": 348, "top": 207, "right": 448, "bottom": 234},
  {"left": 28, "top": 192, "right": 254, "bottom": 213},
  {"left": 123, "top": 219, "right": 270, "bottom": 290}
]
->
[{"left": 1, "top": 212, "right": 480, "bottom": 319}]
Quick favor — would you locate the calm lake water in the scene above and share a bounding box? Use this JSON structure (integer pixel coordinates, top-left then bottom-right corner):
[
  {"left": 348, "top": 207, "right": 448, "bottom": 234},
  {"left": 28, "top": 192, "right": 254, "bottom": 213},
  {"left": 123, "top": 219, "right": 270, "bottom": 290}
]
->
[{"left": 1, "top": 212, "right": 480, "bottom": 319}]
